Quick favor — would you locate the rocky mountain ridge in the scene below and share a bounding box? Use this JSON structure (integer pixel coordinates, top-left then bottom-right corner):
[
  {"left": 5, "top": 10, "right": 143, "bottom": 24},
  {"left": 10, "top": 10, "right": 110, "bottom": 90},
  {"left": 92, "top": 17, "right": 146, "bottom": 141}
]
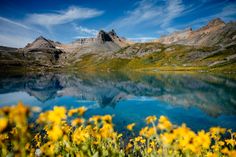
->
[
  {"left": 73, "top": 29, "right": 128, "bottom": 46},
  {"left": 0, "top": 29, "right": 130, "bottom": 68},
  {"left": 154, "top": 18, "right": 236, "bottom": 46},
  {"left": 0, "top": 18, "right": 235, "bottom": 72}
]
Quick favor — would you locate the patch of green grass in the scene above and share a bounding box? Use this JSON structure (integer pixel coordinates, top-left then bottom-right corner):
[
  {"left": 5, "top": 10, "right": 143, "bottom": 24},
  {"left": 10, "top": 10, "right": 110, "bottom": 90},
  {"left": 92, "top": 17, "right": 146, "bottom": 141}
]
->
[
  {"left": 74, "top": 54, "right": 130, "bottom": 71},
  {"left": 97, "top": 58, "right": 130, "bottom": 71},
  {"left": 72, "top": 43, "right": 236, "bottom": 73}
]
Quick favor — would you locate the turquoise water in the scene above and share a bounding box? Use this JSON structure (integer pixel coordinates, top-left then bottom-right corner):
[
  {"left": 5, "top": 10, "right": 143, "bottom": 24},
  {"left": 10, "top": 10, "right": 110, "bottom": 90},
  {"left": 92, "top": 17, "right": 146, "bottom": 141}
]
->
[{"left": 0, "top": 72, "right": 236, "bottom": 132}]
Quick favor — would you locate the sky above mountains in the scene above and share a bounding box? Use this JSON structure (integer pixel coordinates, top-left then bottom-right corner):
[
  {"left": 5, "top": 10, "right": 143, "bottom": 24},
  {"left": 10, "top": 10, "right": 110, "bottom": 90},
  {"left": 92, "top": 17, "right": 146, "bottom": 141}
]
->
[{"left": 0, "top": 0, "right": 236, "bottom": 47}]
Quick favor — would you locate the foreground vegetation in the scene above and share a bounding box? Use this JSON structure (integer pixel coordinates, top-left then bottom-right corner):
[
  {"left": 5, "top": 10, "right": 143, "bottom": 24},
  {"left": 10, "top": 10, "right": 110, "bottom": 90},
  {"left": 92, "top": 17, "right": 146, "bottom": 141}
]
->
[{"left": 0, "top": 103, "right": 235, "bottom": 156}]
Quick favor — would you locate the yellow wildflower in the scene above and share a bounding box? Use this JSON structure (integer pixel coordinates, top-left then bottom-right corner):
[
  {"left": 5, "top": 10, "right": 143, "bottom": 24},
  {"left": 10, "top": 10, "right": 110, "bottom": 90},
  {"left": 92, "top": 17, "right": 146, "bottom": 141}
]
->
[
  {"left": 173, "top": 124, "right": 189, "bottom": 136},
  {"left": 218, "top": 141, "right": 225, "bottom": 146},
  {"left": 72, "top": 126, "right": 90, "bottom": 144},
  {"left": 100, "top": 123, "right": 114, "bottom": 138},
  {"left": 157, "top": 148, "right": 162, "bottom": 155},
  {"left": 40, "top": 141, "right": 55, "bottom": 156},
  {"left": 53, "top": 106, "right": 66, "bottom": 118},
  {"left": 68, "top": 108, "right": 78, "bottom": 116},
  {"left": 221, "top": 148, "right": 236, "bottom": 157},
  {"left": 37, "top": 112, "right": 49, "bottom": 124},
  {"left": 47, "top": 125, "right": 63, "bottom": 141},
  {"left": 160, "top": 132, "right": 174, "bottom": 145},
  {"left": 225, "top": 139, "right": 235, "bottom": 146},
  {"left": 221, "top": 147, "right": 230, "bottom": 154},
  {"left": 89, "top": 115, "right": 101, "bottom": 124},
  {"left": 178, "top": 129, "right": 196, "bottom": 149},
  {"left": 210, "top": 127, "right": 226, "bottom": 135},
  {"left": 0, "top": 134, "right": 8, "bottom": 141},
  {"left": 102, "top": 115, "right": 112, "bottom": 123},
  {"left": 135, "top": 136, "right": 143, "bottom": 142},
  {"left": 127, "top": 123, "right": 135, "bottom": 131},
  {"left": 194, "top": 130, "right": 211, "bottom": 149},
  {"left": 71, "top": 118, "right": 85, "bottom": 126},
  {"left": 228, "top": 150, "right": 236, "bottom": 157},
  {"left": 150, "top": 141, "right": 155, "bottom": 147},
  {"left": 140, "top": 127, "right": 148, "bottom": 136},
  {"left": 140, "top": 138, "right": 146, "bottom": 144},
  {"left": 68, "top": 107, "right": 87, "bottom": 116},
  {"left": 145, "top": 116, "right": 157, "bottom": 124},
  {"left": 146, "top": 127, "right": 156, "bottom": 137},
  {"left": 147, "top": 147, "right": 152, "bottom": 153},
  {"left": 139, "top": 126, "right": 156, "bottom": 138},
  {"left": 206, "top": 152, "right": 218, "bottom": 157},
  {"left": 157, "top": 115, "right": 172, "bottom": 130},
  {"left": 77, "top": 107, "right": 87, "bottom": 116},
  {"left": 211, "top": 144, "right": 220, "bottom": 152},
  {"left": 0, "top": 117, "right": 8, "bottom": 132},
  {"left": 47, "top": 106, "right": 67, "bottom": 124},
  {"left": 126, "top": 143, "right": 133, "bottom": 151},
  {"left": 2, "top": 103, "right": 236, "bottom": 157}
]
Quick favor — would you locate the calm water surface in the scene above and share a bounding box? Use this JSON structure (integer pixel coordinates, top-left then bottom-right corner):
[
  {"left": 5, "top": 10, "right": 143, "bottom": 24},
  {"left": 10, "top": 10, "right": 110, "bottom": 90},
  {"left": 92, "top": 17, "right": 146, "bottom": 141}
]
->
[{"left": 0, "top": 71, "right": 236, "bottom": 132}]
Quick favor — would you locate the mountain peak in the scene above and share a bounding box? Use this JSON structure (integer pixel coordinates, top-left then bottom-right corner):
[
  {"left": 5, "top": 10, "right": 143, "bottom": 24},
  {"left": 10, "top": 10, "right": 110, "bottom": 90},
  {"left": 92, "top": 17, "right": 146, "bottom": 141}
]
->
[
  {"left": 97, "top": 30, "right": 113, "bottom": 43},
  {"left": 207, "top": 18, "right": 225, "bottom": 27},
  {"left": 108, "top": 29, "right": 117, "bottom": 37},
  {"left": 25, "top": 36, "right": 55, "bottom": 49},
  {"left": 36, "top": 36, "right": 46, "bottom": 39}
]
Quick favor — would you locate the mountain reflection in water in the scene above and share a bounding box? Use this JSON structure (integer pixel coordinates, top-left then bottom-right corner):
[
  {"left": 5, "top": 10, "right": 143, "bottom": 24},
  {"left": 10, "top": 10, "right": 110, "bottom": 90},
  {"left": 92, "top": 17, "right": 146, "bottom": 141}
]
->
[{"left": 0, "top": 71, "right": 236, "bottom": 131}]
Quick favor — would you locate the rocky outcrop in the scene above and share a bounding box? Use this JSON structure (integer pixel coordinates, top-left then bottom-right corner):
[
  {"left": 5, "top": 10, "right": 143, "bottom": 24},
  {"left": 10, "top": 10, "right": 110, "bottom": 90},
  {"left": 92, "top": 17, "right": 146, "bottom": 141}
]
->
[
  {"left": 24, "top": 36, "right": 56, "bottom": 49},
  {"left": 0, "top": 29, "right": 131, "bottom": 68},
  {"left": 74, "top": 38, "right": 97, "bottom": 45},
  {"left": 0, "top": 46, "right": 25, "bottom": 67},
  {"left": 156, "top": 28, "right": 193, "bottom": 45},
  {"left": 58, "top": 30, "right": 131, "bottom": 65},
  {"left": 154, "top": 18, "right": 235, "bottom": 46},
  {"left": 97, "top": 30, "right": 113, "bottom": 43},
  {"left": 72, "top": 29, "right": 129, "bottom": 47},
  {"left": 22, "top": 36, "right": 64, "bottom": 65},
  {"left": 0, "top": 36, "right": 64, "bottom": 68}
]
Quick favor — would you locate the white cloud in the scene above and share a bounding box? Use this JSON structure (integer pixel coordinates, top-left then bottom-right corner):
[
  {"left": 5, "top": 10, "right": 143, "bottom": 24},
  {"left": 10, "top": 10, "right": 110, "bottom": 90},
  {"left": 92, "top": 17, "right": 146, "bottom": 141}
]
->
[
  {"left": 0, "top": 16, "right": 32, "bottom": 30},
  {"left": 180, "top": 2, "right": 236, "bottom": 30},
  {"left": 27, "top": 6, "right": 104, "bottom": 27},
  {"left": 161, "top": 0, "right": 185, "bottom": 27},
  {"left": 108, "top": 0, "right": 161, "bottom": 28},
  {"left": 0, "top": 17, "right": 38, "bottom": 47},
  {"left": 108, "top": 0, "right": 185, "bottom": 30},
  {"left": 216, "top": 3, "right": 236, "bottom": 20},
  {"left": 74, "top": 25, "right": 98, "bottom": 36}
]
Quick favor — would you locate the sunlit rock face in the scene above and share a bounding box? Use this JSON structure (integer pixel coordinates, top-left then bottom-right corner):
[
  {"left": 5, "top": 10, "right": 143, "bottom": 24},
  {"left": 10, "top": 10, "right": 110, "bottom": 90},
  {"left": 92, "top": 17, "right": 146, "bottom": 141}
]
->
[
  {"left": 24, "top": 36, "right": 56, "bottom": 49},
  {"left": 154, "top": 18, "right": 235, "bottom": 46},
  {"left": 0, "top": 36, "right": 64, "bottom": 67},
  {"left": 74, "top": 38, "right": 97, "bottom": 45}
]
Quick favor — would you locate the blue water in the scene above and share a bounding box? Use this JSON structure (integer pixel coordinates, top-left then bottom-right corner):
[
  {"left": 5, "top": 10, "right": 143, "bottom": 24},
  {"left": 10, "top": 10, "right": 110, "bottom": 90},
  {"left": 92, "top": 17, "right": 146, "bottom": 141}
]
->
[{"left": 0, "top": 72, "right": 236, "bottom": 132}]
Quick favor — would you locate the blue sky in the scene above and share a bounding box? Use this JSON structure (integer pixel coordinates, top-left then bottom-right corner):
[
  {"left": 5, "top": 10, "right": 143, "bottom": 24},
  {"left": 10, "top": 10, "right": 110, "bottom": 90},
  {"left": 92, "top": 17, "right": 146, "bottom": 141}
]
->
[{"left": 0, "top": 0, "right": 236, "bottom": 47}]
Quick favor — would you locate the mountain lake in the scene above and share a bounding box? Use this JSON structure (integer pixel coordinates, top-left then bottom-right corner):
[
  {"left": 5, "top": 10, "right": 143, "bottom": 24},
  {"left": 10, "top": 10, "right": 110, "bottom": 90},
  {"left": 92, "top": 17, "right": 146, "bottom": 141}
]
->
[{"left": 0, "top": 71, "right": 235, "bottom": 133}]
